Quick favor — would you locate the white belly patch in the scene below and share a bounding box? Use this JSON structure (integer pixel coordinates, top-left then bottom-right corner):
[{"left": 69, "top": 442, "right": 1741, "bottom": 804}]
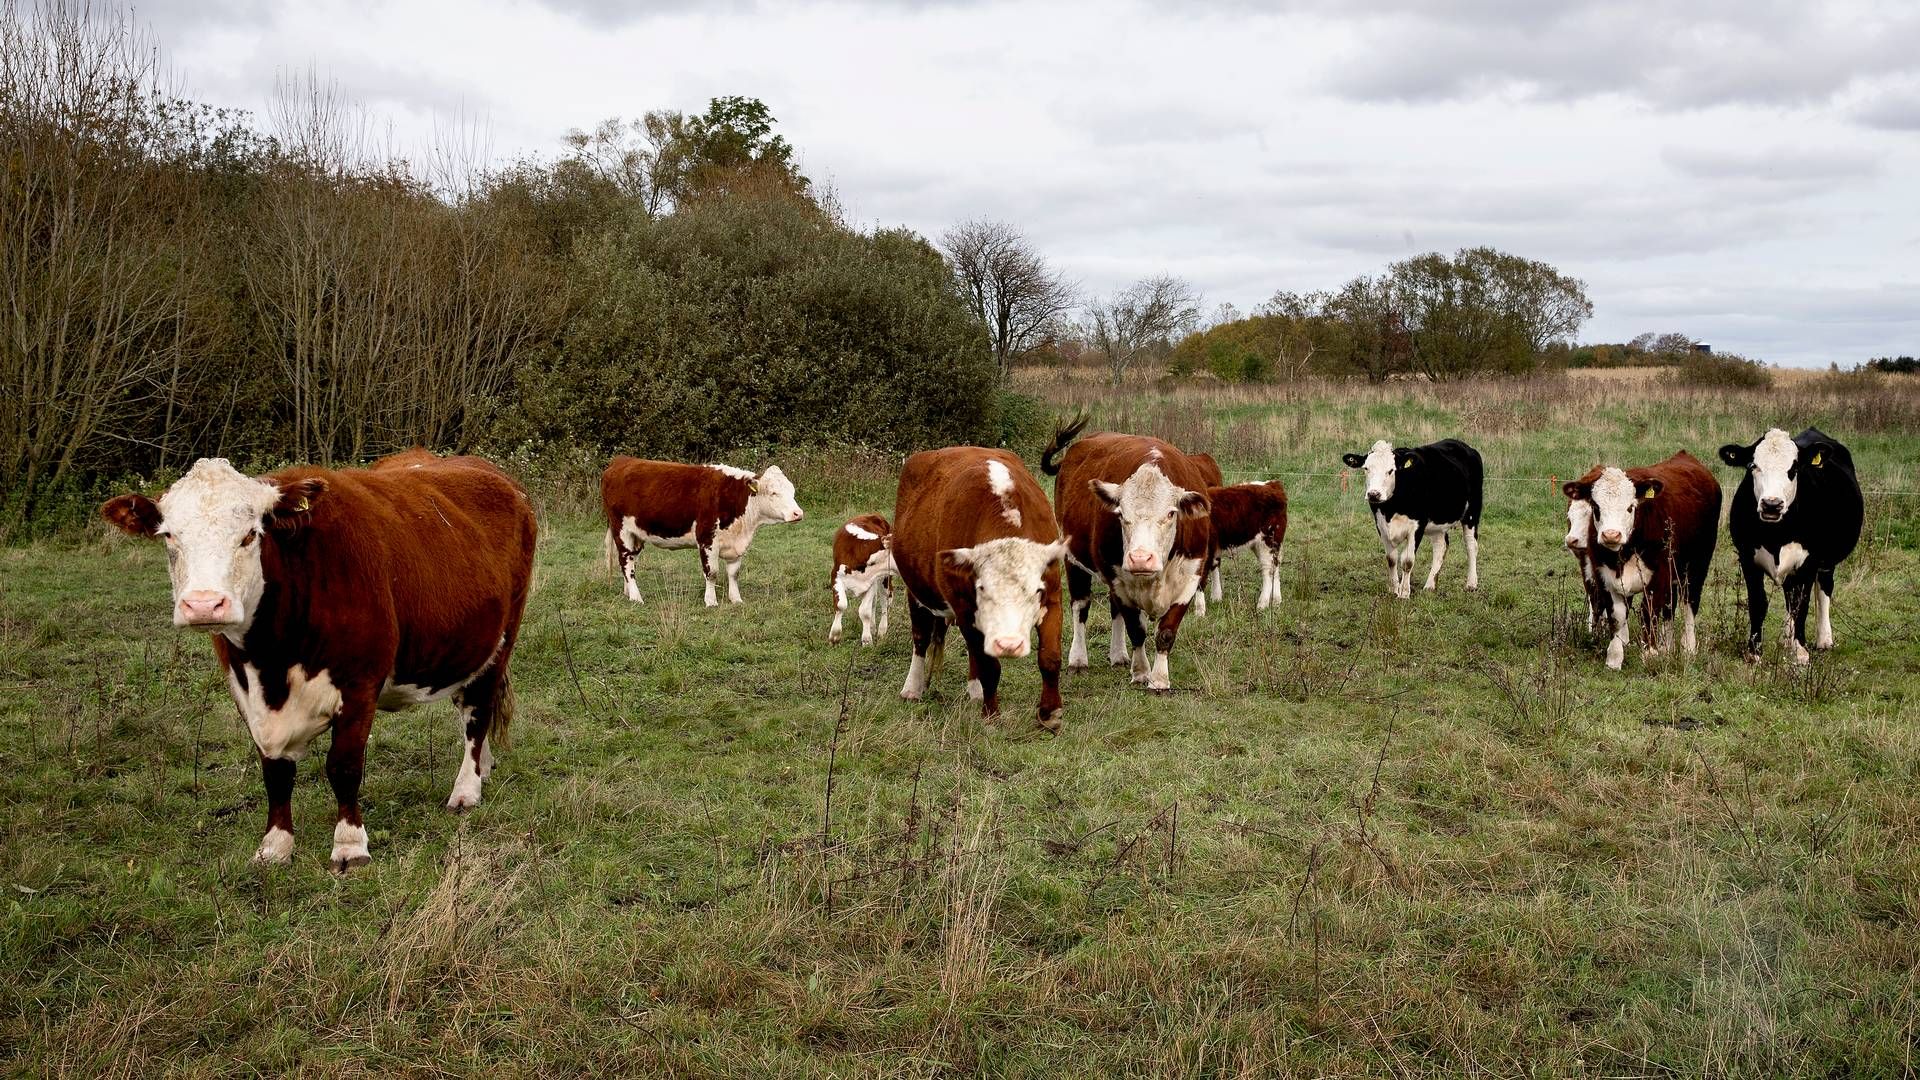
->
[
  {"left": 1379, "top": 513, "right": 1417, "bottom": 548},
  {"left": 228, "top": 663, "right": 342, "bottom": 761},
  {"left": 1754, "top": 542, "right": 1809, "bottom": 584}
]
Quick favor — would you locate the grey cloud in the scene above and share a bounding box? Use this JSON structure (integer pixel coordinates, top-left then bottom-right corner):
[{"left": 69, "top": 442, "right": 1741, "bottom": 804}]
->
[
  {"left": 1855, "top": 88, "right": 1920, "bottom": 131},
  {"left": 1661, "top": 145, "right": 1882, "bottom": 184}
]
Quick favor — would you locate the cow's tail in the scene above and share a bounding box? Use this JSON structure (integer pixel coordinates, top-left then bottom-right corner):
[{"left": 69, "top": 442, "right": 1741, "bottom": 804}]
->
[
  {"left": 603, "top": 526, "right": 616, "bottom": 574},
  {"left": 491, "top": 674, "right": 515, "bottom": 752},
  {"left": 1040, "top": 413, "right": 1091, "bottom": 476}
]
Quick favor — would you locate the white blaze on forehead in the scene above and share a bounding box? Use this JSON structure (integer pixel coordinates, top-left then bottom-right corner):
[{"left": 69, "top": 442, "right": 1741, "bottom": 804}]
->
[
  {"left": 985, "top": 459, "right": 1023, "bottom": 526},
  {"left": 1104, "top": 463, "right": 1194, "bottom": 568},
  {"left": 1589, "top": 467, "right": 1641, "bottom": 543},
  {"left": 844, "top": 521, "right": 880, "bottom": 541},
  {"left": 959, "top": 537, "right": 1063, "bottom": 649},
  {"left": 156, "top": 458, "right": 281, "bottom": 630},
  {"left": 1750, "top": 428, "right": 1799, "bottom": 509},
  {"left": 1361, "top": 439, "right": 1397, "bottom": 501}
]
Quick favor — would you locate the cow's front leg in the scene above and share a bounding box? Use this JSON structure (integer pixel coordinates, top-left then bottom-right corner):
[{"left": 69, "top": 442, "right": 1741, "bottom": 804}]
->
[
  {"left": 1121, "top": 607, "right": 1151, "bottom": 684},
  {"left": 725, "top": 557, "right": 744, "bottom": 604},
  {"left": 876, "top": 577, "right": 892, "bottom": 639},
  {"left": 901, "top": 598, "right": 945, "bottom": 700},
  {"left": 616, "top": 532, "right": 644, "bottom": 603},
  {"left": 698, "top": 544, "right": 719, "bottom": 607},
  {"left": 1397, "top": 527, "right": 1420, "bottom": 599},
  {"left": 961, "top": 627, "right": 1002, "bottom": 717},
  {"left": 1463, "top": 524, "right": 1480, "bottom": 591},
  {"left": 1257, "top": 539, "right": 1283, "bottom": 610},
  {"left": 1739, "top": 557, "right": 1768, "bottom": 661},
  {"left": 1147, "top": 602, "right": 1191, "bottom": 692},
  {"left": 325, "top": 687, "right": 378, "bottom": 870},
  {"left": 1605, "top": 594, "right": 1630, "bottom": 670},
  {"left": 1375, "top": 516, "right": 1398, "bottom": 596},
  {"left": 1036, "top": 586, "right": 1064, "bottom": 732},
  {"left": 1814, "top": 569, "right": 1835, "bottom": 650},
  {"left": 1108, "top": 593, "right": 1130, "bottom": 667},
  {"left": 1783, "top": 577, "right": 1814, "bottom": 665},
  {"left": 253, "top": 753, "right": 297, "bottom": 864}
]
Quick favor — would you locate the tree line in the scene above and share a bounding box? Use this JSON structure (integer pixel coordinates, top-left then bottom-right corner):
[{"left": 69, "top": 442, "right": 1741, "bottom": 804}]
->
[{"left": 0, "top": 3, "right": 998, "bottom": 527}]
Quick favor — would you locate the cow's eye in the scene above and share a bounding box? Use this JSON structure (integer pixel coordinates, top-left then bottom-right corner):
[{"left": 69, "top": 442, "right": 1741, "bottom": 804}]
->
[
  {"left": 239, "top": 530, "right": 258, "bottom": 548},
  {"left": 1165, "top": 509, "right": 1177, "bottom": 521}
]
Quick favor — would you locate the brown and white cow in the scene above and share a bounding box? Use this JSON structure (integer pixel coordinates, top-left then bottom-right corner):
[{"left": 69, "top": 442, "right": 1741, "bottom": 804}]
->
[
  {"left": 1562, "top": 451, "right": 1720, "bottom": 670},
  {"left": 101, "top": 451, "right": 536, "bottom": 870},
  {"left": 892, "top": 447, "right": 1066, "bottom": 730},
  {"left": 1561, "top": 465, "right": 1615, "bottom": 634},
  {"left": 602, "top": 458, "right": 803, "bottom": 607},
  {"left": 1206, "top": 480, "right": 1290, "bottom": 610},
  {"left": 829, "top": 513, "right": 894, "bottom": 645},
  {"left": 1041, "top": 418, "right": 1215, "bottom": 691}
]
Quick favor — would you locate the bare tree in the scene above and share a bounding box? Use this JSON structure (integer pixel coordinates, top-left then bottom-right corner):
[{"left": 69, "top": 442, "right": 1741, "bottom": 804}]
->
[
  {"left": 1085, "top": 275, "right": 1202, "bottom": 386},
  {"left": 941, "top": 220, "right": 1076, "bottom": 379}
]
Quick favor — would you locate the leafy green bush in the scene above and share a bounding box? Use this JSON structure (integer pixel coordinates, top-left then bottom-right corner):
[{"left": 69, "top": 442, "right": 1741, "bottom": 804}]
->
[
  {"left": 1666, "top": 352, "right": 1773, "bottom": 389},
  {"left": 490, "top": 193, "right": 998, "bottom": 460}
]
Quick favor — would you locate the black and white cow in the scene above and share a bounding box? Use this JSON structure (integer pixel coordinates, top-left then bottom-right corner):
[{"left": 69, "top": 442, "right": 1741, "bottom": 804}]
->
[
  {"left": 1717, "top": 427, "right": 1863, "bottom": 663},
  {"left": 1341, "top": 438, "right": 1484, "bottom": 598}
]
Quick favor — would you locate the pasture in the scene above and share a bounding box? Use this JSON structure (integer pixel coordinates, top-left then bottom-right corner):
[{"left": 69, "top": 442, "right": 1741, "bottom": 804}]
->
[{"left": 4, "top": 375, "right": 1920, "bottom": 1076}]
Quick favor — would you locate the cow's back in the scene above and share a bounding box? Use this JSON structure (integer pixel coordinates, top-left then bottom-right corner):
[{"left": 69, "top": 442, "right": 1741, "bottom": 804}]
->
[
  {"left": 256, "top": 454, "right": 535, "bottom": 688},
  {"left": 1636, "top": 451, "right": 1720, "bottom": 558},
  {"left": 602, "top": 457, "right": 749, "bottom": 535}
]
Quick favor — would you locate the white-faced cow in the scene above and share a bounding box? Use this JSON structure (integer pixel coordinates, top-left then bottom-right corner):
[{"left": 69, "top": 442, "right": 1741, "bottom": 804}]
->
[
  {"left": 1206, "top": 480, "right": 1290, "bottom": 610},
  {"left": 892, "top": 447, "right": 1067, "bottom": 731},
  {"left": 602, "top": 458, "right": 803, "bottom": 607},
  {"left": 1562, "top": 465, "right": 1614, "bottom": 633},
  {"left": 1562, "top": 451, "right": 1720, "bottom": 670},
  {"left": 829, "top": 514, "right": 894, "bottom": 645},
  {"left": 1341, "top": 439, "right": 1483, "bottom": 598},
  {"left": 1717, "top": 428, "right": 1863, "bottom": 663},
  {"left": 1042, "top": 417, "right": 1215, "bottom": 692},
  {"left": 101, "top": 451, "right": 536, "bottom": 870}
]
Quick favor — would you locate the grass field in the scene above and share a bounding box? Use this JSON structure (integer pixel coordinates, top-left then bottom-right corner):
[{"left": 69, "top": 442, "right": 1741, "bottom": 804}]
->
[{"left": 4, "top": 374, "right": 1920, "bottom": 1076}]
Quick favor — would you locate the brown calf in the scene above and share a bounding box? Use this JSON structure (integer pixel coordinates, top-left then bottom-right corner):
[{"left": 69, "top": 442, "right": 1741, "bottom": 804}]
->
[
  {"left": 829, "top": 513, "right": 894, "bottom": 645},
  {"left": 1206, "top": 480, "right": 1289, "bottom": 610}
]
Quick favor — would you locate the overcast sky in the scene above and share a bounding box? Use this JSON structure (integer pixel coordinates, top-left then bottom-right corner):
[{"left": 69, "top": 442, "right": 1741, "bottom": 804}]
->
[{"left": 140, "top": 0, "right": 1920, "bottom": 366}]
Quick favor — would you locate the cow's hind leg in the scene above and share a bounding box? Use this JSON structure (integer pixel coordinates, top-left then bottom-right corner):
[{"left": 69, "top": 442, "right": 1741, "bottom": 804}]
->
[
  {"left": 325, "top": 687, "right": 378, "bottom": 871},
  {"left": 1814, "top": 567, "right": 1836, "bottom": 650},
  {"left": 1464, "top": 524, "right": 1480, "bottom": 591},
  {"left": 829, "top": 577, "right": 848, "bottom": 644},
  {"left": 448, "top": 666, "right": 510, "bottom": 813},
  {"left": 1422, "top": 527, "right": 1449, "bottom": 591},
  {"left": 877, "top": 576, "right": 892, "bottom": 639},
  {"left": 856, "top": 580, "right": 880, "bottom": 645}
]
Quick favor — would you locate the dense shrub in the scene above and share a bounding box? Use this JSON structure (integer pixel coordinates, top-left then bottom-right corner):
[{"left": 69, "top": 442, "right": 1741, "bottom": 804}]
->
[
  {"left": 1666, "top": 352, "right": 1773, "bottom": 389},
  {"left": 488, "top": 193, "right": 998, "bottom": 460}
]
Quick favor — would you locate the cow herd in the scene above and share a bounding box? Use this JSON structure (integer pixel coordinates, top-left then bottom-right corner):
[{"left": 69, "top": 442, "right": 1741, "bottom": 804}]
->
[{"left": 98, "top": 423, "right": 1864, "bottom": 870}]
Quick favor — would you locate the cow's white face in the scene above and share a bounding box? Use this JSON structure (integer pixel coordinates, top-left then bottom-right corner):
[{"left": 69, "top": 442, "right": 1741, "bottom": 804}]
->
[
  {"left": 1091, "top": 464, "right": 1208, "bottom": 577},
  {"left": 1748, "top": 428, "right": 1798, "bottom": 522},
  {"left": 135, "top": 459, "right": 284, "bottom": 631},
  {"left": 1357, "top": 440, "right": 1398, "bottom": 504},
  {"left": 945, "top": 538, "right": 1064, "bottom": 658},
  {"left": 752, "top": 465, "right": 804, "bottom": 524},
  {"left": 1587, "top": 467, "right": 1661, "bottom": 552},
  {"left": 1564, "top": 497, "right": 1593, "bottom": 551}
]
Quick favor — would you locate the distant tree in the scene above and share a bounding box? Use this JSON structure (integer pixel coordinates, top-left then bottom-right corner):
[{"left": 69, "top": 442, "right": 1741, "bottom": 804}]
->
[
  {"left": 1866, "top": 355, "right": 1919, "bottom": 374},
  {"left": 1629, "top": 331, "right": 1693, "bottom": 357},
  {"left": 1390, "top": 247, "right": 1590, "bottom": 378},
  {"left": 1086, "top": 275, "right": 1202, "bottom": 386},
  {"left": 559, "top": 97, "right": 807, "bottom": 218},
  {"left": 1320, "top": 276, "right": 1413, "bottom": 382},
  {"left": 940, "top": 219, "right": 1077, "bottom": 379}
]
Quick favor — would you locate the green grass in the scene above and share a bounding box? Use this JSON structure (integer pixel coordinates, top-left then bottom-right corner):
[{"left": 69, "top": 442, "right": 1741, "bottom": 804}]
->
[{"left": 4, "top": 377, "right": 1920, "bottom": 1076}]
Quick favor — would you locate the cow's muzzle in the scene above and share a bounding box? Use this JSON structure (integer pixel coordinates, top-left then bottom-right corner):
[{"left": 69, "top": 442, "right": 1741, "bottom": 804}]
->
[
  {"left": 1124, "top": 550, "right": 1159, "bottom": 575},
  {"left": 1758, "top": 499, "right": 1785, "bottom": 523},
  {"left": 1598, "top": 529, "right": 1624, "bottom": 550},
  {"left": 988, "top": 635, "right": 1029, "bottom": 659},
  {"left": 175, "top": 590, "right": 238, "bottom": 628}
]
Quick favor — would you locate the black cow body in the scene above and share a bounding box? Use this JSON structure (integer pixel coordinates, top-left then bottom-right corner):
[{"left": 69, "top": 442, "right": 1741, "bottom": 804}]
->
[
  {"left": 1718, "top": 427, "right": 1862, "bottom": 663},
  {"left": 1342, "top": 438, "right": 1484, "bottom": 598}
]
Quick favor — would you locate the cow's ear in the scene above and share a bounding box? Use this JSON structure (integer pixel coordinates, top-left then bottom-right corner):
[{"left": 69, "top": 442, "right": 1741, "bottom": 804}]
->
[
  {"left": 268, "top": 477, "right": 327, "bottom": 530},
  {"left": 1090, "top": 480, "right": 1123, "bottom": 509},
  {"left": 1717, "top": 443, "right": 1752, "bottom": 468},
  {"left": 1341, "top": 452, "right": 1365, "bottom": 469},
  {"left": 1637, "top": 479, "right": 1663, "bottom": 501},
  {"left": 1561, "top": 481, "right": 1587, "bottom": 501},
  {"left": 101, "top": 493, "right": 161, "bottom": 538},
  {"left": 939, "top": 547, "right": 974, "bottom": 570},
  {"left": 1177, "top": 490, "right": 1211, "bottom": 519}
]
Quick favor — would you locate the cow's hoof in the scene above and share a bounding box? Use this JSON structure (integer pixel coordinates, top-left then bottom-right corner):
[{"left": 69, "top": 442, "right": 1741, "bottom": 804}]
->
[
  {"left": 251, "top": 829, "right": 294, "bottom": 865},
  {"left": 1744, "top": 651, "right": 1762, "bottom": 665},
  {"left": 1036, "top": 712, "right": 1062, "bottom": 734},
  {"left": 445, "top": 793, "right": 480, "bottom": 813},
  {"left": 859, "top": 636, "right": 873, "bottom": 646},
  {"left": 331, "top": 853, "right": 371, "bottom": 873},
  {"left": 900, "top": 690, "right": 922, "bottom": 702},
  {"left": 828, "top": 630, "right": 842, "bottom": 645}
]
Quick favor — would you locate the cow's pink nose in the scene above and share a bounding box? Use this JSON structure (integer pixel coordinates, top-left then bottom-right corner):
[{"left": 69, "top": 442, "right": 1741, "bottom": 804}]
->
[
  {"left": 789, "top": 510, "right": 804, "bottom": 522},
  {"left": 1600, "top": 529, "right": 1623, "bottom": 546},
  {"left": 178, "top": 591, "right": 232, "bottom": 623},
  {"left": 991, "top": 635, "right": 1028, "bottom": 657},
  {"left": 1125, "top": 550, "right": 1156, "bottom": 572}
]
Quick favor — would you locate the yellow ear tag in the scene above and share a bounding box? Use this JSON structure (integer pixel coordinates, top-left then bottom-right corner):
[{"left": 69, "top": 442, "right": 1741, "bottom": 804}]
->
[
  {"left": 1811, "top": 451, "right": 1822, "bottom": 467},
  {"left": 293, "top": 497, "right": 309, "bottom": 513},
  {"left": 1640, "top": 488, "right": 1657, "bottom": 501},
  {"left": 1401, "top": 456, "right": 1413, "bottom": 468}
]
